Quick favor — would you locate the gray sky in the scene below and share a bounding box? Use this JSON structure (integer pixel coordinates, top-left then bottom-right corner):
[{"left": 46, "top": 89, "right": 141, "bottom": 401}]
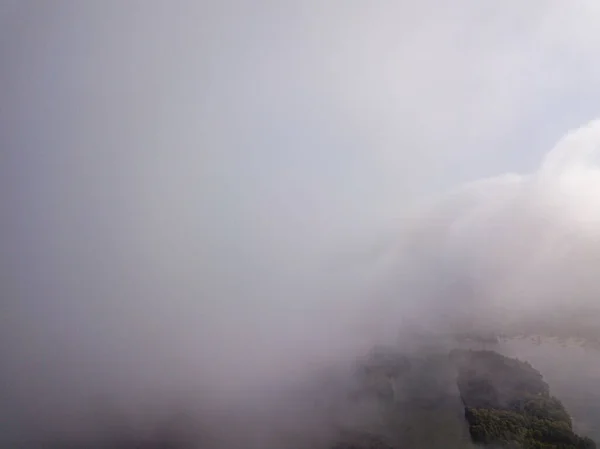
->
[{"left": 3, "top": 1, "right": 600, "bottom": 445}]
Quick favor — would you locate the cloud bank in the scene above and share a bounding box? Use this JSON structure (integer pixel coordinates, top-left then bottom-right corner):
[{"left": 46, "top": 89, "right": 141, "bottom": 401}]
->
[
  {"left": 368, "top": 119, "right": 600, "bottom": 340},
  {"left": 3, "top": 1, "right": 600, "bottom": 448}
]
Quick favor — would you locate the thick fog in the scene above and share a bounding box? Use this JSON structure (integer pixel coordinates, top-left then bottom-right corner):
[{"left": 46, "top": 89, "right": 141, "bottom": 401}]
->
[{"left": 3, "top": 1, "right": 600, "bottom": 447}]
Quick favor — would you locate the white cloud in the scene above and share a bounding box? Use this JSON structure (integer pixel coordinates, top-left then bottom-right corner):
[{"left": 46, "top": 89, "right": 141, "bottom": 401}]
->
[
  {"left": 6, "top": 1, "right": 600, "bottom": 445},
  {"left": 367, "top": 119, "right": 600, "bottom": 339}
]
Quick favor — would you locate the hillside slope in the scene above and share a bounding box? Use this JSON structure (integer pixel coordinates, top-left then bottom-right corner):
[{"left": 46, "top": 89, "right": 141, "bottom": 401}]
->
[
  {"left": 330, "top": 347, "right": 595, "bottom": 449},
  {"left": 453, "top": 350, "right": 595, "bottom": 449}
]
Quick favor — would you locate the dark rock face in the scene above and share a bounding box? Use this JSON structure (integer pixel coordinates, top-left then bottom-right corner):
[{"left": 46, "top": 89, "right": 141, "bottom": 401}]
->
[
  {"left": 330, "top": 347, "right": 472, "bottom": 449},
  {"left": 330, "top": 431, "right": 395, "bottom": 449},
  {"left": 453, "top": 349, "right": 549, "bottom": 410}
]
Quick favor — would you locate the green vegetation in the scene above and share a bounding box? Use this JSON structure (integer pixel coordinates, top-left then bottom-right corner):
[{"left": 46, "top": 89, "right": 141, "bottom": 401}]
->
[
  {"left": 454, "top": 350, "right": 595, "bottom": 449},
  {"left": 329, "top": 347, "right": 596, "bottom": 449},
  {"left": 465, "top": 407, "right": 594, "bottom": 449}
]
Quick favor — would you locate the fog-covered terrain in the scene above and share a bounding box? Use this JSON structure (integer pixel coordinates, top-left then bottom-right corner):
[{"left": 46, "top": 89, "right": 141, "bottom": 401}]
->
[
  {"left": 4, "top": 2, "right": 600, "bottom": 448},
  {"left": 495, "top": 338, "right": 600, "bottom": 443}
]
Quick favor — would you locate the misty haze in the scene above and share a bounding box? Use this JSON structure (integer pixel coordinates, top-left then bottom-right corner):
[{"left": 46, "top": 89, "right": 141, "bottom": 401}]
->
[{"left": 3, "top": 2, "right": 600, "bottom": 448}]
